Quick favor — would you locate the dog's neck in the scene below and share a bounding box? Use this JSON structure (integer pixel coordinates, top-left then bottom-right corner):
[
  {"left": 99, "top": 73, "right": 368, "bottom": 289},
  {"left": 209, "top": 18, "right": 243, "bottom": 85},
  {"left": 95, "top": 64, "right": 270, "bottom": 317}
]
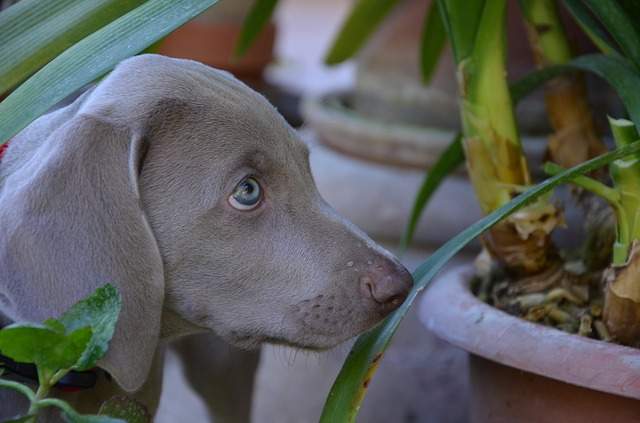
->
[{"left": 159, "top": 308, "right": 207, "bottom": 342}]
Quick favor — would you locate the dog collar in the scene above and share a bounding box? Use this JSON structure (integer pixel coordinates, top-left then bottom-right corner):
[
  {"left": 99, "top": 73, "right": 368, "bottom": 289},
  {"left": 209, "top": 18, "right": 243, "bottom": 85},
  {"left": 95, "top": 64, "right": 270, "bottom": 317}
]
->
[{"left": 0, "top": 141, "right": 9, "bottom": 161}]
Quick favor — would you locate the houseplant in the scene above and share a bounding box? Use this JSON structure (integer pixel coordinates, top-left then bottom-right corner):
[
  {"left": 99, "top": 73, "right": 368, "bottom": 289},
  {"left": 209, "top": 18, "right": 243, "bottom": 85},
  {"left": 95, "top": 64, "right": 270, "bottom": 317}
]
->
[
  {"left": 238, "top": 0, "right": 640, "bottom": 420},
  {"left": 319, "top": 0, "right": 640, "bottom": 421}
]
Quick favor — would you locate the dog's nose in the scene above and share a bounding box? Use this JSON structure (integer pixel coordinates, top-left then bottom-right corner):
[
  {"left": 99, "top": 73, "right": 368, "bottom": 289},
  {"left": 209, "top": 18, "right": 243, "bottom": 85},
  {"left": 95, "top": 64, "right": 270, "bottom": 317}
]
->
[{"left": 360, "top": 259, "right": 413, "bottom": 313}]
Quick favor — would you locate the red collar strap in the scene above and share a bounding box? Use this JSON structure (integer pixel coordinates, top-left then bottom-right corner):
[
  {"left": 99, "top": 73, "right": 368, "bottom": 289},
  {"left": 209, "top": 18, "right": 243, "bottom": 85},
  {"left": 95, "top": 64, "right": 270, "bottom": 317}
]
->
[{"left": 0, "top": 141, "right": 9, "bottom": 161}]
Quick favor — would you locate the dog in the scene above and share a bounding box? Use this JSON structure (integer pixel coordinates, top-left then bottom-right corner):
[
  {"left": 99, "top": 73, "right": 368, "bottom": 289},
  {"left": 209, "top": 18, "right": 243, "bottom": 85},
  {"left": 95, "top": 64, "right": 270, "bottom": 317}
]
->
[{"left": 0, "top": 54, "right": 412, "bottom": 422}]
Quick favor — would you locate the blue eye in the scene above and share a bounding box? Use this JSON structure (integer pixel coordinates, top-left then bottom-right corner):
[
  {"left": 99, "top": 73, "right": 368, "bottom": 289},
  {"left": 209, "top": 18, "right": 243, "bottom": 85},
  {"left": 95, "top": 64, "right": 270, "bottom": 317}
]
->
[{"left": 229, "top": 177, "right": 262, "bottom": 210}]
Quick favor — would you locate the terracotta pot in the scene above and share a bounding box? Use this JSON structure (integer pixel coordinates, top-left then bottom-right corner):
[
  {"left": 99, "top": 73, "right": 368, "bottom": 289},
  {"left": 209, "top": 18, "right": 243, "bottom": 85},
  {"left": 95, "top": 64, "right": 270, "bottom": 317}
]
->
[
  {"left": 419, "top": 264, "right": 640, "bottom": 423},
  {"left": 158, "top": 2, "right": 276, "bottom": 81}
]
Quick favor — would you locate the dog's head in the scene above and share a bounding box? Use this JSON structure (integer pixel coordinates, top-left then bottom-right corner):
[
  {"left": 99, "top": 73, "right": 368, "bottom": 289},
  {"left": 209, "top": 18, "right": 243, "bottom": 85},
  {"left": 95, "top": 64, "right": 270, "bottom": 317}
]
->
[{"left": 0, "top": 55, "right": 411, "bottom": 392}]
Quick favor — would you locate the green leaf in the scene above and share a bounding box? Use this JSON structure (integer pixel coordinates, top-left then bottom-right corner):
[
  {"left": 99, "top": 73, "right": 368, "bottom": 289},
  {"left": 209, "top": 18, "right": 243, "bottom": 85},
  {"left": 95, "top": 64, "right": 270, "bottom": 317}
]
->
[
  {"left": 0, "top": 0, "right": 146, "bottom": 95},
  {"left": 420, "top": 0, "right": 447, "bottom": 84},
  {"left": 0, "top": 0, "right": 220, "bottom": 145},
  {"left": 436, "top": 0, "right": 487, "bottom": 63},
  {"left": 99, "top": 396, "right": 151, "bottom": 423},
  {"left": 324, "top": 0, "right": 400, "bottom": 65},
  {"left": 562, "top": 0, "right": 621, "bottom": 57},
  {"left": 509, "top": 54, "right": 640, "bottom": 130},
  {"left": 582, "top": 0, "right": 640, "bottom": 70},
  {"left": 0, "top": 324, "right": 91, "bottom": 373},
  {"left": 58, "top": 284, "right": 122, "bottom": 371},
  {"left": 399, "top": 134, "right": 463, "bottom": 252},
  {"left": 320, "top": 140, "right": 640, "bottom": 422},
  {"left": 235, "top": 0, "right": 279, "bottom": 58}
]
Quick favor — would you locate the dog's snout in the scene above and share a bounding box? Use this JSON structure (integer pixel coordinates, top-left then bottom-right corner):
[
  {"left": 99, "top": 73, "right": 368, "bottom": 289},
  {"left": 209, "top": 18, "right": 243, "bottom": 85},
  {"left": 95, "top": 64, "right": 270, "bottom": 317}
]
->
[{"left": 359, "top": 259, "right": 412, "bottom": 312}]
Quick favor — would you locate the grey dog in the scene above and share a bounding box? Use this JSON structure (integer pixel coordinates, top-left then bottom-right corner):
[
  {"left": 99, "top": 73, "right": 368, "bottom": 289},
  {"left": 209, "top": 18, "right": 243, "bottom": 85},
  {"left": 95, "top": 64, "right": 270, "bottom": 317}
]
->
[{"left": 0, "top": 54, "right": 412, "bottom": 422}]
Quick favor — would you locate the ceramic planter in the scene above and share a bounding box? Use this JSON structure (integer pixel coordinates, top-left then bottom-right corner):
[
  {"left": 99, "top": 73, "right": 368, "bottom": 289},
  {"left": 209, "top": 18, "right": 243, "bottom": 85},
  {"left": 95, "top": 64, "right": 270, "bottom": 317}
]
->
[{"left": 420, "top": 264, "right": 640, "bottom": 422}]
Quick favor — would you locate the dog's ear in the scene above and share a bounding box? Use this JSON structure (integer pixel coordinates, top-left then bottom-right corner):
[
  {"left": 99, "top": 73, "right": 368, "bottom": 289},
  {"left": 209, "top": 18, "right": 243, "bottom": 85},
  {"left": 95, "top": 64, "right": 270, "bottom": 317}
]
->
[{"left": 0, "top": 102, "right": 164, "bottom": 393}]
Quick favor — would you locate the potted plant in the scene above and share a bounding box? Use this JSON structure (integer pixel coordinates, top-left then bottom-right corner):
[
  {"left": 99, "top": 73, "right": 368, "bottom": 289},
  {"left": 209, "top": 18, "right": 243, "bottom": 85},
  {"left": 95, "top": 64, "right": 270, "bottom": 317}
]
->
[
  {"left": 310, "top": 0, "right": 640, "bottom": 421},
  {"left": 239, "top": 0, "right": 640, "bottom": 420}
]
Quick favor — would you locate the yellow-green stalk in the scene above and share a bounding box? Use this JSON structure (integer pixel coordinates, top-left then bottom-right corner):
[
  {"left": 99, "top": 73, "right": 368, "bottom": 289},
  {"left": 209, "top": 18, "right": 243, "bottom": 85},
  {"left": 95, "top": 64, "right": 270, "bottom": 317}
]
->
[
  {"left": 604, "top": 118, "right": 640, "bottom": 345},
  {"left": 520, "top": 0, "right": 606, "bottom": 168},
  {"left": 549, "top": 118, "right": 640, "bottom": 345},
  {"left": 449, "top": 0, "right": 560, "bottom": 275}
]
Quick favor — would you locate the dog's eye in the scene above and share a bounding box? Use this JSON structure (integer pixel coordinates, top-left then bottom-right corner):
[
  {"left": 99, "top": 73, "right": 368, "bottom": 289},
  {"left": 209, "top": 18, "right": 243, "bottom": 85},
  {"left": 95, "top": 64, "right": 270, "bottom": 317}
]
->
[{"left": 229, "top": 177, "right": 262, "bottom": 210}]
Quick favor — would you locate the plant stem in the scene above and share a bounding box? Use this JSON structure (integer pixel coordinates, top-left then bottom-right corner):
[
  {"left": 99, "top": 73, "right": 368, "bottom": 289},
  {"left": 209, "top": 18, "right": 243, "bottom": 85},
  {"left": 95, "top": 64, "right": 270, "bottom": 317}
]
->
[
  {"left": 604, "top": 119, "right": 640, "bottom": 345},
  {"left": 458, "top": 0, "right": 529, "bottom": 212},
  {"left": 608, "top": 118, "right": 640, "bottom": 264},
  {"left": 520, "top": 0, "right": 606, "bottom": 169},
  {"left": 447, "top": 0, "right": 559, "bottom": 276}
]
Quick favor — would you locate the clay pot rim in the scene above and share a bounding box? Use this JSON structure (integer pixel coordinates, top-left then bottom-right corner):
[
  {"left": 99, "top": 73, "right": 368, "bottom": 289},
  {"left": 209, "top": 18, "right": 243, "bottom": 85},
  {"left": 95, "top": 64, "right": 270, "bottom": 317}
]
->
[
  {"left": 302, "top": 90, "right": 548, "bottom": 171},
  {"left": 302, "top": 90, "right": 457, "bottom": 170},
  {"left": 419, "top": 264, "right": 640, "bottom": 400}
]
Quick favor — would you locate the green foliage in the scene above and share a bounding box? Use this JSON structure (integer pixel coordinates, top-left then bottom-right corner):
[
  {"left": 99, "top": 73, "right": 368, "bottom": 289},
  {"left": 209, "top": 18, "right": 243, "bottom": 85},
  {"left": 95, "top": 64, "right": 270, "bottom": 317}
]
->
[
  {"left": 420, "top": 1, "right": 447, "bottom": 83},
  {"left": 235, "top": 0, "right": 279, "bottom": 58},
  {"left": 58, "top": 284, "right": 122, "bottom": 371},
  {"left": 99, "top": 396, "right": 151, "bottom": 423},
  {"left": 324, "top": 0, "right": 400, "bottom": 65},
  {"left": 399, "top": 58, "right": 596, "bottom": 252},
  {"left": 562, "top": 0, "right": 621, "bottom": 56},
  {"left": 0, "top": 284, "right": 128, "bottom": 423},
  {"left": 0, "top": 0, "right": 220, "bottom": 145},
  {"left": 509, "top": 54, "right": 640, "bottom": 130},
  {"left": 582, "top": 0, "right": 640, "bottom": 70},
  {"left": 436, "top": 0, "right": 486, "bottom": 63},
  {"left": 0, "top": 0, "right": 146, "bottom": 95},
  {"left": 320, "top": 141, "right": 640, "bottom": 423},
  {"left": 399, "top": 134, "right": 463, "bottom": 253},
  {"left": 0, "top": 324, "right": 92, "bottom": 374}
]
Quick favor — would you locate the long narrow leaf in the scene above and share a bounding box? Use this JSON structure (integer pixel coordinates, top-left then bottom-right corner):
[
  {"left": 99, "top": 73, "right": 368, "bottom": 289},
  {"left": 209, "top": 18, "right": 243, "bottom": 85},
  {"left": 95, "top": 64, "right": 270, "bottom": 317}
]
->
[
  {"left": 436, "top": 0, "right": 486, "bottom": 63},
  {"left": 562, "top": 0, "right": 621, "bottom": 57},
  {"left": 399, "top": 134, "right": 463, "bottom": 253},
  {"left": 583, "top": 0, "right": 640, "bottom": 70},
  {"left": 0, "top": 0, "right": 220, "bottom": 145},
  {"left": 320, "top": 140, "right": 640, "bottom": 423},
  {"left": 510, "top": 54, "right": 640, "bottom": 129},
  {"left": 419, "top": 0, "right": 447, "bottom": 83},
  {"left": 325, "top": 0, "right": 400, "bottom": 65},
  {"left": 0, "top": 0, "right": 145, "bottom": 95},
  {"left": 235, "top": 0, "right": 279, "bottom": 58}
]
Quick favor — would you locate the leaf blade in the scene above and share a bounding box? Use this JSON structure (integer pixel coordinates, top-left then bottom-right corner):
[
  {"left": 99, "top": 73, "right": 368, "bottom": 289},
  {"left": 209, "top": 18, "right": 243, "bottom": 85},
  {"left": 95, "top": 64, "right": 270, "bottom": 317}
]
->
[
  {"left": 0, "top": 0, "right": 220, "bottom": 145},
  {"left": 420, "top": 0, "right": 447, "bottom": 83},
  {"left": 399, "top": 134, "right": 463, "bottom": 252},
  {"left": 561, "top": 0, "right": 621, "bottom": 57},
  {"left": 235, "top": 0, "right": 279, "bottom": 58},
  {"left": 582, "top": 0, "right": 640, "bottom": 70},
  {"left": 324, "top": 0, "right": 400, "bottom": 65},
  {"left": 0, "top": 324, "right": 91, "bottom": 373},
  {"left": 0, "top": 0, "right": 146, "bottom": 94},
  {"left": 58, "top": 284, "right": 122, "bottom": 371}
]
